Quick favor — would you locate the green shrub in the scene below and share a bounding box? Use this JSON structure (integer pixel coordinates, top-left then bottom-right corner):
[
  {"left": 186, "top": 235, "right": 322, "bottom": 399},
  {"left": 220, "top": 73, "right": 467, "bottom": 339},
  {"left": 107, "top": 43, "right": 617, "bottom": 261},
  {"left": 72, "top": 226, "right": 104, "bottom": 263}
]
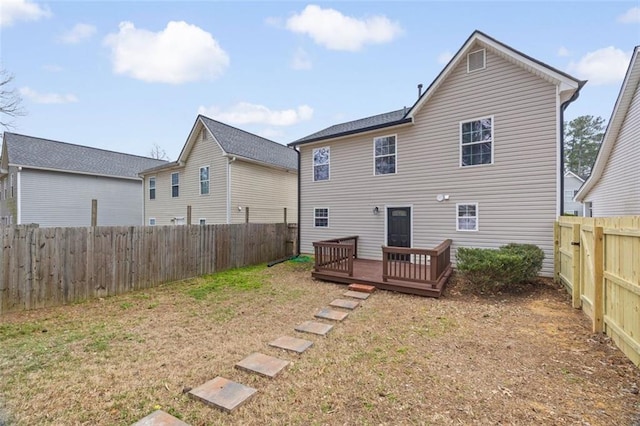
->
[{"left": 456, "top": 243, "right": 544, "bottom": 292}]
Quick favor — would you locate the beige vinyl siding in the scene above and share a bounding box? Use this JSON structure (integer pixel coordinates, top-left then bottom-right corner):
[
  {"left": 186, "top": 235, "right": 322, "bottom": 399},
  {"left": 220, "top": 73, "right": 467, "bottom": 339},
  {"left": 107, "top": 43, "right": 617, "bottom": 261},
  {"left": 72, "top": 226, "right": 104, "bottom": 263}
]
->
[
  {"left": 20, "top": 169, "right": 143, "bottom": 227},
  {"left": 585, "top": 83, "right": 640, "bottom": 216},
  {"left": 229, "top": 160, "right": 297, "bottom": 223},
  {"left": 144, "top": 127, "right": 228, "bottom": 225},
  {"left": 299, "top": 45, "right": 559, "bottom": 275}
]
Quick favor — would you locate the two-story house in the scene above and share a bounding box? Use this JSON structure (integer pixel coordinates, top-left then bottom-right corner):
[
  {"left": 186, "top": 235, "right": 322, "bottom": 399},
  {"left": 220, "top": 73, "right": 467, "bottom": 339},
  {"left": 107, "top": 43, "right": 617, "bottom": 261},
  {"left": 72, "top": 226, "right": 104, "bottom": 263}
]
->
[
  {"left": 564, "top": 171, "right": 585, "bottom": 216},
  {"left": 0, "top": 132, "right": 166, "bottom": 227},
  {"left": 140, "top": 115, "right": 297, "bottom": 225},
  {"left": 289, "top": 31, "right": 584, "bottom": 276}
]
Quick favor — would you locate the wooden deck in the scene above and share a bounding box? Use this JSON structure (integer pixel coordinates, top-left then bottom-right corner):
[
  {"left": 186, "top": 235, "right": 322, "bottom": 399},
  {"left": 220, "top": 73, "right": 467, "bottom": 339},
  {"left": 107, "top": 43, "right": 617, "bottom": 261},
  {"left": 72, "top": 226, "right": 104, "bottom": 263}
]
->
[{"left": 312, "top": 258, "right": 452, "bottom": 298}]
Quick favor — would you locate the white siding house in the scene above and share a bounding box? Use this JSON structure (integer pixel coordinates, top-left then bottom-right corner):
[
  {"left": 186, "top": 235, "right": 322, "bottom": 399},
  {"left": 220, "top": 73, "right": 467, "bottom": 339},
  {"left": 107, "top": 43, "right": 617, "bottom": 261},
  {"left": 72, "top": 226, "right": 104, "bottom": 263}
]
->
[
  {"left": 290, "top": 31, "right": 584, "bottom": 276},
  {"left": 563, "top": 171, "right": 585, "bottom": 216},
  {"left": 140, "top": 115, "right": 297, "bottom": 225},
  {"left": 0, "top": 133, "right": 166, "bottom": 227},
  {"left": 576, "top": 46, "right": 640, "bottom": 216}
]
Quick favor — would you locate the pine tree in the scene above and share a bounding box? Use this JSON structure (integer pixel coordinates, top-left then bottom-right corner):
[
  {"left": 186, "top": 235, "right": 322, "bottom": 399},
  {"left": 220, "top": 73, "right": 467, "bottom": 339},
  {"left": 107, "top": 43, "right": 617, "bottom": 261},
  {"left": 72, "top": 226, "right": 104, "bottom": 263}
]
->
[{"left": 564, "top": 115, "right": 605, "bottom": 179}]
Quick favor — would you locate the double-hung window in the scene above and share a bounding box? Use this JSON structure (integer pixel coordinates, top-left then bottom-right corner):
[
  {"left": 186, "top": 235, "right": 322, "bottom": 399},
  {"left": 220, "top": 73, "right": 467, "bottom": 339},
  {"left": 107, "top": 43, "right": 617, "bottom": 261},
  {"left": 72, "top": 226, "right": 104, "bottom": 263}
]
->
[
  {"left": 374, "top": 135, "right": 396, "bottom": 175},
  {"left": 456, "top": 203, "right": 478, "bottom": 231},
  {"left": 149, "top": 177, "right": 156, "bottom": 200},
  {"left": 314, "top": 208, "right": 329, "bottom": 228},
  {"left": 460, "top": 117, "right": 493, "bottom": 166},
  {"left": 200, "top": 166, "right": 210, "bottom": 195},
  {"left": 149, "top": 218, "right": 156, "bottom": 226},
  {"left": 313, "top": 147, "right": 330, "bottom": 181},
  {"left": 171, "top": 172, "right": 179, "bottom": 198}
]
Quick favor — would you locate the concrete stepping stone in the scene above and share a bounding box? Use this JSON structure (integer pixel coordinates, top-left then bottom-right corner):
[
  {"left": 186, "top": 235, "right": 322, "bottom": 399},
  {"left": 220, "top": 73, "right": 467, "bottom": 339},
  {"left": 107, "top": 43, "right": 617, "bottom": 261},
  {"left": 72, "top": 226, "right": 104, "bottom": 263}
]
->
[
  {"left": 348, "top": 283, "right": 376, "bottom": 293},
  {"left": 295, "top": 320, "right": 333, "bottom": 336},
  {"left": 344, "top": 290, "right": 370, "bottom": 300},
  {"left": 315, "top": 307, "right": 349, "bottom": 321},
  {"left": 235, "top": 352, "right": 289, "bottom": 378},
  {"left": 269, "top": 335, "right": 313, "bottom": 353},
  {"left": 188, "top": 376, "right": 257, "bottom": 413},
  {"left": 131, "top": 410, "right": 190, "bottom": 426},
  {"left": 330, "top": 298, "right": 360, "bottom": 310}
]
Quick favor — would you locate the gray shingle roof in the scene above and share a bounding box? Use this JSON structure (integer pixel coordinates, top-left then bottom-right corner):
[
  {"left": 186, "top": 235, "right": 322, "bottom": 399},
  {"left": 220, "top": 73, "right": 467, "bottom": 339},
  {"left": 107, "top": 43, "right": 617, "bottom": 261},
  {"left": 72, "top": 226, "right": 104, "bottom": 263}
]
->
[
  {"left": 290, "top": 108, "right": 410, "bottom": 146},
  {"left": 200, "top": 116, "right": 297, "bottom": 170},
  {"left": 3, "top": 132, "right": 167, "bottom": 179}
]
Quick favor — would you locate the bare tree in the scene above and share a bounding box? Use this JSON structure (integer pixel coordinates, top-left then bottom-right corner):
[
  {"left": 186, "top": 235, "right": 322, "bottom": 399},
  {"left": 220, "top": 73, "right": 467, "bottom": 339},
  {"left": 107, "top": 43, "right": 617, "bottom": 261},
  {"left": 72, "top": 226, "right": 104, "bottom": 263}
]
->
[
  {"left": 0, "top": 69, "right": 25, "bottom": 130},
  {"left": 149, "top": 143, "right": 170, "bottom": 160}
]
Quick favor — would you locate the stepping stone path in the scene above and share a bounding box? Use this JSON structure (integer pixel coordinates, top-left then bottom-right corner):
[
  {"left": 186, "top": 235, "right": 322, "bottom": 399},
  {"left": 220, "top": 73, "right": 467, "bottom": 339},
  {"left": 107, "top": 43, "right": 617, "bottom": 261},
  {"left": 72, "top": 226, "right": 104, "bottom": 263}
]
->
[
  {"left": 269, "top": 336, "right": 313, "bottom": 353},
  {"left": 235, "top": 353, "right": 289, "bottom": 378},
  {"left": 133, "top": 281, "right": 377, "bottom": 423}
]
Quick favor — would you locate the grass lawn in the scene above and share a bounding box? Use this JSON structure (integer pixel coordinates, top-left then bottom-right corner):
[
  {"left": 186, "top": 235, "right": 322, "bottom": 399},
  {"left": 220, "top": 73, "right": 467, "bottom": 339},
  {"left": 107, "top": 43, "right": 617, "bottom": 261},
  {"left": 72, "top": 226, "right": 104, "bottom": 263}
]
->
[{"left": 0, "top": 258, "right": 638, "bottom": 425}]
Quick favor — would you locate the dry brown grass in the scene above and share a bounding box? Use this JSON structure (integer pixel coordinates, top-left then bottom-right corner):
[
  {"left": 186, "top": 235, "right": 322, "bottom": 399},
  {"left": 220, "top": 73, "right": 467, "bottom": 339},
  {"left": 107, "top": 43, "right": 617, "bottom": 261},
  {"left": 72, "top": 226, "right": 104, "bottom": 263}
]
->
[{"left": 1, "top": 260, "right": 639, "bottom": 425}]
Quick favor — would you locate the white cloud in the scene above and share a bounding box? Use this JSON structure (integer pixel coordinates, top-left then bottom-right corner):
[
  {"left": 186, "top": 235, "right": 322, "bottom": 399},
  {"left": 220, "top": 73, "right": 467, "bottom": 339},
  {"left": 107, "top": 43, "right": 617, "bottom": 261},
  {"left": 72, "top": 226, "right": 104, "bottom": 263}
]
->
[
  {"left": 285, "top": 5, "right": 403, "bottom": 51},
  {"left": 19, "top": 87, "right": 78, "bottom": 104},
  {"left": 259, "top": 127, "right": 285, "bottom": 140},
  {"left": 59, "top": 23, "right": 96, "bottom": 44},
  {"left": 291, "top": 48, "right": 312, "bottom": 70},
  {"left": 103, "top": 21, "right": 229, "bottom": 84},
  {"left": 557, "top": 46, "right": 570, "bottom": 57},
  {"left": 198, "top": 102, "right": 313, "bottom": 126},
  {"left": 0, "top": 0, "right": 51, "bottom": 27},
  {"left": 437, "top": 51, "right": 453, "bottom": 64},
  {"left": 618, "top": 6, "right": 640, "bottom": 23},
  {"left": 567, "top": 47, "right": 631, "bottom": 85}
]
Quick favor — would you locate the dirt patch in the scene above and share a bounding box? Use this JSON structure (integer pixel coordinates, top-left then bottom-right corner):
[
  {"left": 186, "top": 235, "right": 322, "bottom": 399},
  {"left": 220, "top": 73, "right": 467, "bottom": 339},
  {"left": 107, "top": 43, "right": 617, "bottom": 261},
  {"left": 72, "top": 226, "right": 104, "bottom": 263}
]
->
[{"left": 0, "top": 261, "right": 638, "bottom": 425}]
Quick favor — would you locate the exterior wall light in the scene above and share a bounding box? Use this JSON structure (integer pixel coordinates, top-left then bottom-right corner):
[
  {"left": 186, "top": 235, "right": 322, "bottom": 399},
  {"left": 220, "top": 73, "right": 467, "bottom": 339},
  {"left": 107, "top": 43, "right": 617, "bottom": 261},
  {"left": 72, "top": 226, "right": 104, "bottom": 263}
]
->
[{"left": 373, "top": 206, "right": 380, "bottom": 215}]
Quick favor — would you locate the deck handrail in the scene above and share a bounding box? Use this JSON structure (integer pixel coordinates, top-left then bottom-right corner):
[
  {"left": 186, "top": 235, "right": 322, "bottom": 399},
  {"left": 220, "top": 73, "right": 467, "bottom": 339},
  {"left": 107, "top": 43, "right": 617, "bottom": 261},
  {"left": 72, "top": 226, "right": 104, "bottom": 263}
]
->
[
  {"left": 382, "top": 240, "right": 452, "bottom": 287},
  {"left": 312, "top": 236, "right": 358, "bottom": 277}
]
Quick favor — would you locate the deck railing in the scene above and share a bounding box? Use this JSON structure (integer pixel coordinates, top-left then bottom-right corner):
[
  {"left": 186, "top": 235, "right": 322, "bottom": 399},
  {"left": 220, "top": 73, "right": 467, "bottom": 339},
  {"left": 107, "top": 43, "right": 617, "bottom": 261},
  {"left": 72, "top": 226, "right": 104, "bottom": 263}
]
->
[
  {"left": 313, "top": 236, "right": 358, "bottom": 277},
  {"left": 382, "top": 239, "right": 452, "bottom": 287}
]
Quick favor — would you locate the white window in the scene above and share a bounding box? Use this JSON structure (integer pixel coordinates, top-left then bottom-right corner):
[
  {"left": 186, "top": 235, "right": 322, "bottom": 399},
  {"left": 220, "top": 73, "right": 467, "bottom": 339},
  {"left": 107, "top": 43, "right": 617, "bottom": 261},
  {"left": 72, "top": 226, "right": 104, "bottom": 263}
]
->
[
  {"left": 585, "top": 202, "right": 593, "bottom": 217},
  {"left": 374, "top": 135, "right": 396, "bottom": 175},
  {"left": 149, "top": 177, "right": 156, "bottom": 200},
  {"left": 460, "top": 117, "right": 493, "bottom": 167},
  {"left": 313, "top": 147, "right": 330, "bottom": 181},
  {"left": 314, "top": 208, "right": 329, "bottom": 228},
  {"left": 457, "top": 203, "right": 478, "bottom": 231},
  {"left": 149, "top": 218, "right": 156, "bottom": 226},
  {"left": 174, "top": 217, "right": 185, "bottom": 226},
  {"left": 199, "top": 166, "right": 210, "bottom": 195},
  {"left": 199, "top": 218, "right": 206, "bottom": 225},
  {"left": 467, "top": 49, "right": 486, "bottom": 73},
  {"left": 171, "top": 172, "right": 179, "bottom": 198},
  {"left": 564, "top": 189, "right": 578, "bottom": 202},
  {"left": 10, "top": 173, "right": 14, "bottom": 198}
]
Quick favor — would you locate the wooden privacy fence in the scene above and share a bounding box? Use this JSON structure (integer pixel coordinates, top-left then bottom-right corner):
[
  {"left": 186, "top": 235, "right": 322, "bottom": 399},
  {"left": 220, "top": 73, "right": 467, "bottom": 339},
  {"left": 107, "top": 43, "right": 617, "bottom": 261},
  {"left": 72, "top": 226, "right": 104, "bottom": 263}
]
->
[
  {"left": 555, "top": 216, "right": 640, "bottom": 367},
  {"left": 0, "top": 223, "right": 295, "bottom": 315}
]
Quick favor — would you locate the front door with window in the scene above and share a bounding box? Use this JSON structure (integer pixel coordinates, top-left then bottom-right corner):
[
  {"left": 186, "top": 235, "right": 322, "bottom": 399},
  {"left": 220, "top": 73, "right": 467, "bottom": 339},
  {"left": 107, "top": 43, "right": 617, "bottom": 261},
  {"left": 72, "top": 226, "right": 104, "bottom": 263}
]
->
[{"left": 387, "top": 207, "right": 411, "bottom": 261}]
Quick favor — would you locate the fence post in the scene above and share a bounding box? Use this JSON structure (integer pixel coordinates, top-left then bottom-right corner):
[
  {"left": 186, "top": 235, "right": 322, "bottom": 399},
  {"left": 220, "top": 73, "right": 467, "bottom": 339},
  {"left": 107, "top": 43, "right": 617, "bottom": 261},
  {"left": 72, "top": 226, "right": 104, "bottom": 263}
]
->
[
  {"left": 187, "top": 205, "right": 192, "bottom": 226},
  {"left": 553, "top": 221, "right": 560, "bottom": 283},
  {"left": 571, "top": 223, "right": 581, "bottom": 309},
  {"left": 593, "top": 226, "right": 604, "bottom": 333},
  {"left": 91, "top": 199, "right": 97, "bottom": 227},
  {"left": 284, "top": 207, "right": 287, "bottom": 225},
  {"left": 245, "top": 207, "right": 249, "bottom": 223}
]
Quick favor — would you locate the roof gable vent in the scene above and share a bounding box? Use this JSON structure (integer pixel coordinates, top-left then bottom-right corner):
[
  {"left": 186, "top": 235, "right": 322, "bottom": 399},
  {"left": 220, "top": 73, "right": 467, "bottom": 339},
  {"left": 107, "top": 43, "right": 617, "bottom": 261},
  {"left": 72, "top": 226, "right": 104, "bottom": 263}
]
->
[{"left": 467, "top": 49, "right": 486, "bottom": 73}]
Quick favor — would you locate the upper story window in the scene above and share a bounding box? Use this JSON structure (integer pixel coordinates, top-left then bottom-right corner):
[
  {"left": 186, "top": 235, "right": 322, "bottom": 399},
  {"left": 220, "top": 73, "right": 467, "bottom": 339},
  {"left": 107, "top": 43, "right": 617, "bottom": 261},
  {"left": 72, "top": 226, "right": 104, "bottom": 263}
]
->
[
  {"left": 467, "top": 49, "right": 486, "bottom": 73},
  {"left": 374, "top": 135, "right": 396, "bottom": 175},
  {"left": 460, "top": 117, "right": 493, "bottom": 167},
  {"left": 171, "top": 172, "right": 179, "bottom": 198},
  {"left": 457, "top": 203, "right": 478, "bottom": 231},
  {"left": 149, "top": 177, "right": 156, "bottom": 200},
  {"left": 313, "top": 147, "right": 330, "bottom": 181},
  {"left": 200, "top": 166, "right": 210, "bottom": 195}
]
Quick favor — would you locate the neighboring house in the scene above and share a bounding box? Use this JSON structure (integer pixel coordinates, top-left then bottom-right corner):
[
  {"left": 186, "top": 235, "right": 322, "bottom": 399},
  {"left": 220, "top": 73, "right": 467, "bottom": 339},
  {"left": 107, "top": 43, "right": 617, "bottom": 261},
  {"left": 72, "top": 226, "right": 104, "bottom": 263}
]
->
[
  {"left": 140, "top": 115, "right": 297, "bottom": 225},
  {"left": 563, "top": 171, "right": 585, "bottom": 216},
  {"left": 0, "top": 132, "right": 166, "bottom": 227},
  {"left": 289, "top": 30, "right": 584, "bottom": 276},
  {"left": 575, "top": 46, "right": 640, "bottom": 216}
]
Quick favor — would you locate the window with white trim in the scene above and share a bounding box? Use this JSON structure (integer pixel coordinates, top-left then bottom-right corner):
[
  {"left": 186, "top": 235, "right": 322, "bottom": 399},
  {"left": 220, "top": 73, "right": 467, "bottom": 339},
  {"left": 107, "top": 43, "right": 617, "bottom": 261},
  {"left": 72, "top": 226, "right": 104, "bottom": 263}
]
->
[
  {"left": 199, "top": 166, "right": 210, "bottom": 195},
  {"left": 149, "top": 218, "right": 156, "bottom": 226},
  {"left": 457, "top": 203, "right": 478, "bottom": 231},
  {"left": 171, "top": 172, "right": 179, "bottom": 198},
  {"left": 461, "top": 117, "right": 493, "bottom": 166},
  {"left": 467, "top": 49, "right": 486, "bottom": 73},
  {"left": 313, "top": 147, "right": 330, "bottom": 181},
  {"left": 564, "top": 189, "right": 578, "bottom": 202},
  {"left": 314, "top": 208, "right": 329, "bottom": 227},
  {"left": 149, "top": 177, "right": 156, "bottom": 200},
  {"left": 199, "top": 218, "right": 206, "bottom": 225},
  {"left": 374, "top": 135, "right": 396, "bottom": 175}
]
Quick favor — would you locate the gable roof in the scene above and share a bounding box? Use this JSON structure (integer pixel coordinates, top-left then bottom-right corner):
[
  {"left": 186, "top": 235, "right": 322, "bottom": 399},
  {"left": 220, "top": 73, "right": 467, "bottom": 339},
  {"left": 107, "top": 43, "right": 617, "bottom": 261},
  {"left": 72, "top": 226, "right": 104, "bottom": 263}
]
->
[
  {"left": 2, "top": 132, "right": 167, "bottom": 179},
  {"left": 575, "top": 46, "right": 640, "bottom": 202},
  {"left": 290, "top": 30, "right": 584, "bottom": 147},
  {"left": 564, "top": 170, "right": 585, "bottom": 183}
]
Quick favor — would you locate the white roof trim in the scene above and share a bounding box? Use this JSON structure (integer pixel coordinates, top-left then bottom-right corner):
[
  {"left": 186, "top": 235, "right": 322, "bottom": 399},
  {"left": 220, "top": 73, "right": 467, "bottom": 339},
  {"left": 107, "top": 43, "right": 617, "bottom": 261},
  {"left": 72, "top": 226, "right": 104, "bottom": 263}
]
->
[
  {"left": 576, "top": 46, "right": 640, "bottom": 202},
  {"left": 9, "top": 164, "right": 143, "bottom": 181},
  {"left": 564, "top": 170, "right": 585, "bottom": 183}
]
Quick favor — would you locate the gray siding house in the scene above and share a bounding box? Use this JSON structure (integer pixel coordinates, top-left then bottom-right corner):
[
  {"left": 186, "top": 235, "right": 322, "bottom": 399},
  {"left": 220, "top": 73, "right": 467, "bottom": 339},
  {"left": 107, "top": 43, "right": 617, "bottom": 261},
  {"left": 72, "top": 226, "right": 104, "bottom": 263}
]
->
[
  {"left": 139, "top": 115, "right": 297, "bottom": 225},
  {"left": 290, "top": 31, "right": 584, "bottom": 276},
  {"left": 564, "top": 171, "right": 585, "bottom": 216},
  {"left": 576, "top": 46, "right": 640, "bottom": 216},
  {"left": 0, "top": 133, "right": 166, "bottom": 227}
]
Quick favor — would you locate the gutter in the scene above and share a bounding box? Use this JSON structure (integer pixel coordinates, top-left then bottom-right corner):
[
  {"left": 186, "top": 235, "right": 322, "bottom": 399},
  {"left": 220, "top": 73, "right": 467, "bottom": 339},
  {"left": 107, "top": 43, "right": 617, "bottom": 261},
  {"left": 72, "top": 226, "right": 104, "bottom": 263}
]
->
[{"left": 289, "top": 118, "right": 413, "bottom": 147}]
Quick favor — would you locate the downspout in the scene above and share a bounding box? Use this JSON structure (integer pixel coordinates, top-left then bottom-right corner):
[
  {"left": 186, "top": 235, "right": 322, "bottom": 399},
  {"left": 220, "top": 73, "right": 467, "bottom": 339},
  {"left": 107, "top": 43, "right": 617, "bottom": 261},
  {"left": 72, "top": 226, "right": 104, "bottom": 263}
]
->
[
  {"left": 296, "top": 146, "right": 301, "bottom": 256},
  {"left": 559, "top": 86, "right": 583, "bottom": 216},
  {"left": 226, "top": 156, "right": 236, "bottom": 224},
  {"left": 16, "top": 166, "right": 21, "bottom": 224}
]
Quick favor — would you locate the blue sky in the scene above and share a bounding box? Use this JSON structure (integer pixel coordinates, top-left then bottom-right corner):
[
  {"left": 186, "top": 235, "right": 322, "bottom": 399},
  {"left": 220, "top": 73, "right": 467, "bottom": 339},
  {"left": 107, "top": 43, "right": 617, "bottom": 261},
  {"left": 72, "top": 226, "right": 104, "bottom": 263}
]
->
[{"left": 1, "top": 1, "right": 639, "bottom": 159}]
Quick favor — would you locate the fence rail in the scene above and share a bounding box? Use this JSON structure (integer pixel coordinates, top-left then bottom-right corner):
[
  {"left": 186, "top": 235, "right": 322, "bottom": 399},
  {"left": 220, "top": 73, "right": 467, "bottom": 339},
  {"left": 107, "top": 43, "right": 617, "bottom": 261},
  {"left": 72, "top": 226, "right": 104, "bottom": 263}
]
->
[
  {"left": 555, "top": 216, "right": 640, "bottom": 367},
  {"left": 0, "top": 223, "right": 296, "bottom": 315}
]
